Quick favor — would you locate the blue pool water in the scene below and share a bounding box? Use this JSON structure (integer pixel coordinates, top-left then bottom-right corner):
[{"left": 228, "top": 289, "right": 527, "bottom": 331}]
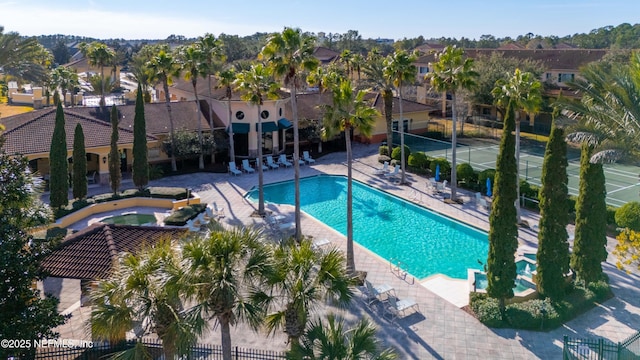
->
[{"left": 247, "top": 175, "right": 489, "bottom": 279}]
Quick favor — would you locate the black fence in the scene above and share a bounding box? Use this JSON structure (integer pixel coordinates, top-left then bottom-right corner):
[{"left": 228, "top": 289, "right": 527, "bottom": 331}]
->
[
  {"left": 35, "top": 339, "right": 287, "bottom": 360},
  {"left": 563, "top": 331, "right": 640, "bottom": 360}
]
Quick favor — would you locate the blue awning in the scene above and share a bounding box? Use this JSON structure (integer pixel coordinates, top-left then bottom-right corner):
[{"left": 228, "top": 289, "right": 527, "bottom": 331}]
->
[
  {"left": 255, "top": 121, "right": 278, "bottom": 133},
  {"left": 229, "top": 123, "right": 250, "bottom": 134},
  {"left": 278, "top": 118, "right": 292, "bottom": 129}
]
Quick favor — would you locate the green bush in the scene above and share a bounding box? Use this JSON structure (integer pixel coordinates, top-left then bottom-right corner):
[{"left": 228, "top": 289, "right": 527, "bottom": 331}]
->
[
  {"left": 429, "top": 158, "right": 451, "bottom": 180},
  {"left": 456, "top": 163, "right": 474, "bottom": 184},
  {"left": 606, "top": 206, "right": 617, "bottom": 227},
  {"left": 391, "top": 145, "right": 411, "bottom": 162},
  {"left": 149, "top": 164, "right": 164, "bottom": 181},
  {"left": 615, "top": 202, "right": 640, "bottom": 230},
  {"left": 148, "top": 187, "right": 189, "bottom": 200},
  {"left": 378, "top": 145, "right": 390, "bottom": 156},
  {"left": 163, "top": 203, "right": 207, "bottom": 226},
  {"left": 408, "top": 151, "right": 429, "bottom": 169}
]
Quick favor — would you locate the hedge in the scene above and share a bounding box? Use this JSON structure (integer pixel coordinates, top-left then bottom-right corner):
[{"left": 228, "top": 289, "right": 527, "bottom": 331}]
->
[
  {"left": 456, "top": 163, "right": 475, "bottom": 185},
  {"left": 615, "top": 202, "right": 640, "bottom": 231},
  {"left": 429, "top": 158, "right": 451, "bottom": 180},
  {"left": 163, "top": 203, "right": 207, "bottom": 226},
  {"left": 408, "top": 152, "right": 430, "bottom": 170},
  {"left": 391, "top": 145, "right": 411, "bottom": 162}
]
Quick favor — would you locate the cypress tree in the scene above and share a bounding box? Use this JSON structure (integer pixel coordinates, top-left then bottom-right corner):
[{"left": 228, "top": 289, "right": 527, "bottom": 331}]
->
[
  {"left": 72, "top": 123, "right": 87, "bottom": 200},
  {"left": 536, "top": 120, "right": 570, "bottom": 301},
  {"left": 132, "top": 83, "right": 149, "bottom": 191},
  {"left": 486, "top": 101, "right": 519, "bottom": 316},
  {"left": 49, "top": 103, "right": 68, "bottom": 208},
  {"left": 571, "top": 143, "right": 608, "bottom": 285},
  {"left": 108, "top": 105, "right": 121, "bottom": 195}
]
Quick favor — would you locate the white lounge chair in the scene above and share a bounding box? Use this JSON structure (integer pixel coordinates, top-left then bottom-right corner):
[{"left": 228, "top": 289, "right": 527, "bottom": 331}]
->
[
  {"left": 312, "top": 238, "right": 331, "bottom": 250},
  {"left": 278, "top": 154, "right": 292, "bottom": 168},
  {"left": 266, "top": 156, "right": 280, "bottom": 170},
  {"left": 228, "top": 162, "right": 242, "bottom": 176},
  {"left": 241, "top": 159, "right": 255, "bottom": 173},
  {"left": 303, "top": 151, "right": 316, "bottom": 164},
  {"left": 386, "top": 296, "right": 419, "bottom": 320},
  {"left": 384, "top": 164, "right": 400, "bottom": 178},
  {"left": 186, "top": 219, "right": 200, "bottom": 232},
  {"left": 86, "top": 171, "right": 97, "bottom": 184},
  {"left": 213, "top": 202, "right": 225, "bottom": 218},
  {"left": 364, "top": 280, "right": 395, "bottom": 306},
  {"left": 478, "top": 198, "right": 489, "bottom": 211},
  {"left": 256, "top": 158, "right": 269, "bottom": 171},
  {"left": 374, "top": 161, "right": 389, "bottom": 175}
]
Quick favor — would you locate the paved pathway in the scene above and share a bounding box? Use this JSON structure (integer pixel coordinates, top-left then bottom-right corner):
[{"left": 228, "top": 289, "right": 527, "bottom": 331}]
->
[{"left": 50, "top": 143, "right": 640, "bottom": 359}]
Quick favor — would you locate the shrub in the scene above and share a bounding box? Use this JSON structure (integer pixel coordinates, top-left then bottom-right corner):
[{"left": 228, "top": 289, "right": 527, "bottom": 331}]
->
[
  {"left": 478, "top": 169, "right": 495, "bottom": 194},
  {"left": 391, "top": 145, "right": 411, "bottom": 162},
  {"left": 456, "top": 163, "right": 474, "bottom": 184},
  {"left": 615, "top": 202, "right": 640, "bottom": 230},
  {"left": 163, "top": 203, "right": 207, "bottom": 226},
  {"left": 408, "top": 152, "right": 429, "bottom": 169},
  {"left": 429, "top": 158, "right": 451, "bottom": 180},
  {"left": 378, "top": 145, "right": 390, "bottom": 156},
  {"left": 148, "top": 187, "right": 189, "bottom": 200},
  {"left": 149, "top": 164, "right": 164, "bottom": 181},
  {"left": 378, "top": 155, "right": 391, "bottom": 164},
  {"left": 606, "top": 206, "right": 617, "bottom": 227}
]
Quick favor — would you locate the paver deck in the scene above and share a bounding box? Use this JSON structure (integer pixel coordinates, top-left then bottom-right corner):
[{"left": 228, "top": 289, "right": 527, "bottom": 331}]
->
[{"left": 47, "top": 143, "right": 640, "bottom": 359}]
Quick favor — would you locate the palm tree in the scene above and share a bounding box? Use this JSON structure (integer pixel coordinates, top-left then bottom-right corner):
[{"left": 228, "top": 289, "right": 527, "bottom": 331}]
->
[
  {"left": 234, "top": 64, "right": 279, "bottom": 216},
  {"left": 320, "top": 77, "right": 378, "bottom": 273},
  {"left": 178, "top": 44, "right": 206, "bottom": 169},
  {"left": 91, "top": 240, "right": 204, "bottom": 359},
  {"left": 492, "top": 68, "right": 542, "bottom": 221},
  {"left": 182, "top": 227, "right": 273, "bottom": 360},
  {"left": 384, "top": 50, "right": 418, "bottom": 185},
  {"left": 260, "top": 27, "right": 319, "bottom": 242},
  {"left": 427, "top": 45, "right": 478, "bottom": 201},
  {"left": 264, "top": 239, "right": 354, "bottom": 349},
  {"left": 351, "top": 53, "right": 365, "bottom": 84},
  {"left": 130, "top": 44, "right": 162, "bottom": 102},
  {"left": 217, "top": 68, "right": 237, "bottom": 161},
  {"left": 51, "top": 66, "right": 79, "bottom": 106},
  {"left": 79, "top": 42, "right": 115, "bottom": 109},
  {"left": 147, "top": 47, "right": 181, "bottom": 172},
  {"left": 560, "top": 52, "right": 640, "bottom": 163},
  {"left": 340, "top": 49, "right": 353, "bottom": 79},
  {"left": 288, "top": 314, "right": 398, "bottom": 360},
  {"left": 362, "top": 51, "right": 395, "bottom": 156},
  {"left": 198, "top": 34, "right": 226, "bottom": 163},
  {"left": 0, "top": 26, "right": 47, "bottom": 83}
]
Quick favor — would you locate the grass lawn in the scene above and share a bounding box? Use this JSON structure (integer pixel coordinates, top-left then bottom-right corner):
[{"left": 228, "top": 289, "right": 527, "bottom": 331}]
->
[{"left": 0, "top": 97, "right": 33, "bottom": 118}]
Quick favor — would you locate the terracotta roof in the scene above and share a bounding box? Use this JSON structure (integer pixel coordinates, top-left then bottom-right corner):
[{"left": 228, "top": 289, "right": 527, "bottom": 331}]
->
[
  {"left": 288, "top": 92, "right": 437, "bottom": 120},
  {"left": 169, "top": 77, "right": 291, "bottom": 102},
  {"left": 416, "top": 49, "right": 607, "bottom": 71},
  {"left": 1, "top": 107, "right": 155, "bottom": 155},
  {"left": 313, "top": 46, "right": 340, "bottom": 64},
  {"left": 40, "top": 223, "right": 187, "bottom": 280}
]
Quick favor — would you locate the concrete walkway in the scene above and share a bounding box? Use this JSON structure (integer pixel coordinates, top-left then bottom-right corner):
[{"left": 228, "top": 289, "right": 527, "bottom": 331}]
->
[{"left": 50, "top": 143, "right": 640, "bottom": 359}]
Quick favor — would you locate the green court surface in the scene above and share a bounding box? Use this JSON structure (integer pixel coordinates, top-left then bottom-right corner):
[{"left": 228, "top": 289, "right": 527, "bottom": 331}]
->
[{"left": 395, "top": 132, "right": 640, "bottom": 207}]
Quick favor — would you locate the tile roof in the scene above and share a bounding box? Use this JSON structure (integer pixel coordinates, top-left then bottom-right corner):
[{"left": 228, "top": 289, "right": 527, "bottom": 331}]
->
[
  {"left": 313, "top": 47, "right": 340, "bottom": 64},
  {"left": 289, "top": 92, "right": 437, "bottom": 120},
  {"left": 1, "top": 107, "right": 155, "bottom": 155},
  {"left": 40, "top": 223, "right": 187, "bottom": 280},
  {"left": 416, "top": 49, "right": 607, "bottom": 71}
]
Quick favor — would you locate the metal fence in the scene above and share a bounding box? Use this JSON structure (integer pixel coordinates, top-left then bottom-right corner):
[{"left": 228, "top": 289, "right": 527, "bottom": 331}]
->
[
  {"left": 35, "top": 339, "right": 287, "bottom": 360},
  {"left": 563, "top": 331, "right": 640, "bottom": 360}
]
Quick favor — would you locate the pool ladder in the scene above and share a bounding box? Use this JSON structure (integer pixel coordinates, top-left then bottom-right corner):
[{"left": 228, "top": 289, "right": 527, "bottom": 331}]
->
[{"left": 389, "top": 258, "right": 414, "bottom": 284}]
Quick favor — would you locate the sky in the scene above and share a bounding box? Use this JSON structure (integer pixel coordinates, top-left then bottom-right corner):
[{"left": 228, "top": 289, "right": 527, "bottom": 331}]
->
[{"left": 2, "top": 0, "right": 640, "bottom": 41}]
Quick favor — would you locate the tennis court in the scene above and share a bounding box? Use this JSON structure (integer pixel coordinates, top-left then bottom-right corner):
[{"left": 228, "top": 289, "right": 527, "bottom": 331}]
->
[{"left": 394, "top": 132, "right": 640, "bottom": 207}]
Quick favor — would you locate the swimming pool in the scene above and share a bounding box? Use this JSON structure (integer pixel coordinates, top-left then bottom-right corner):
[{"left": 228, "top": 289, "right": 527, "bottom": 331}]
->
[
  {"left": 101, "top": 213, "right": 158, "bottom": 226},
  {"left": 246, "top": 175, "right": 489, "bottom": 279}
]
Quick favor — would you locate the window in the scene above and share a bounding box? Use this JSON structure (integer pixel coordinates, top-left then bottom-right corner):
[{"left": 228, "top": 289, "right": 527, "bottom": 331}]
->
[
  {"left": 235, "top": 111, "right": 245, "bottom": 120},
  {"left": 545, "top": 73, "right": 551, "bottom": 80},
  {"left": 392, "top": 120, "right": 409, "bottom": 132},
  {"left": 279, "top": 108, "right": 283, "bottom": 116},
  {"left": 558, "top": 73, "right": 574, "bottom": 83},
  {"left": 418, "top": 66, "right": 429, "bottom": 74},
  {"left": 261, "top": 110, "right": 269, "bottom": 119}
]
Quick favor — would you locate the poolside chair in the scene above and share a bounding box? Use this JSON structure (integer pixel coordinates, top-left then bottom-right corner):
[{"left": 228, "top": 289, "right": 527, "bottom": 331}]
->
[
  {"left": 186, "top": 219, "right": 200, "bottom": 232},
  {"left": 86, "top": 171, "right": 97, "bottom": 184},
  {"left": 266, "top": 156, "right": 280, "bottom": 170},
  {"left": 241, "top": 159, "right": 255, "bottom": 174},
  {"left": 303, "top": 151, "right": 316, "bottom": 164},
  {"left": 385, "top": 296, "right": 419, "bottom": 320},
  {"left": 374, "top": 161, "right": 389, "bottom": 175},
  {"left": 364, "top": 280, "right": 395, "bottom": 306},
  {"left": 228, "top": 162, "right": 242, "bottom": 176},
  {"left": 213, "top": 202, "right": 225, "bottom": 218},
  {"left": 312, "top": 238, "right": 331, "bottom": 250},
  {"left": 384, "top": 164, "right": 400, "bottom": 178},
  {"left": 256, "top": 158, "right": 269, "bottom": 171},
  {"left": 278, "top": 154, "right": 292, "bottom": 168},
  {"left": 478, "top": 198, "right": 489, "bottom": 211}
]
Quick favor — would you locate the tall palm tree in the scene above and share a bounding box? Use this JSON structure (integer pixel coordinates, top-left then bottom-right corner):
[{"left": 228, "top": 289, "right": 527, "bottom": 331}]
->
[
  {"left": 427, "top": 45, "right": 478, "bottom": 201},
  {"left": 131, "top": 44, "right": 162, "bottom": 102},
  {"left": 182, "top": 227, "right": 273, "bottom": 360},
  {"left": 362, "top": 51, "right": 395, "bottom": 156},
  {"left": 198, "top": 34, "right": 226, "bottom": 163},
  {"left": 492, "top": 68, "right": 542, "bottom": 221},
  {"left": 79, "top": 42, "right": 115, "bottom": 109},
  {"left": 178, "top": 43, "right": 206, "bottom": 169},
  {"left": 340, "top": 49, "right": 353, "bottom": 79},
  {"left": 234, "top": 64, "right": 279, "bottom": 216},
  {"left": 260, "top": 27, "right": 319, "bottom": 242},
  {"left": 289, "top": 314, "right": 398, "bottom": 360},
  {"left": 264, "top": 239, "right": 354, "bottom": 349},
  {"left": 0, "top": 26, "right": 47, "bottom": 83},
  {"left": 51, "top": 66, "right": 79, "bottom": 106},
  {"left": 351, "top": 53, "right": 365, "bottom": 84},
  {"left": 147, "top": 48, "right": 181, "bottom": 172},
  {"left": 90, "top": 240, "right": 204, "bottom": 359},
  {"left": 560, "top": 52, "right": 640, "bottom": 163},
  {"left": 217, "top": 68, "right": 237, "bottom": 161},
  {"left": 384, "top": 50, "right": 418, "bottom": 185},
  {"left": 320, "top": 77, "right": 378, "bottom": 273}
]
